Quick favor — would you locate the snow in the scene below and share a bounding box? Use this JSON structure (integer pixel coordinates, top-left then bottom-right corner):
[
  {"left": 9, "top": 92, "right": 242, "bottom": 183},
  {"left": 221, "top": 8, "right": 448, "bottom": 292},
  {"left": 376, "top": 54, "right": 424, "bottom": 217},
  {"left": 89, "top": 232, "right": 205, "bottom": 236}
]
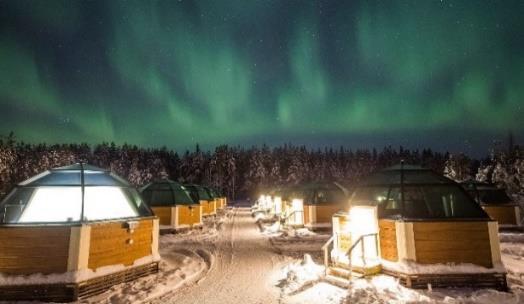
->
[
  {"left": 277, "top": 254, "right": 324, "bottom": 295},
  {"left": 345, "top": 275, "right": 524, "bottom": 304},
  {"left": 2, "top": 206, "right": 524, "bottom": 304},
  {"left": 381, "top": 259, "right": 506, "bottom": 275},
  {"left": 271, "top": 223, "right": 524, "bottom": 304},
  {"left": 0, "top": 255, "right": 161, "bottom": 286}
]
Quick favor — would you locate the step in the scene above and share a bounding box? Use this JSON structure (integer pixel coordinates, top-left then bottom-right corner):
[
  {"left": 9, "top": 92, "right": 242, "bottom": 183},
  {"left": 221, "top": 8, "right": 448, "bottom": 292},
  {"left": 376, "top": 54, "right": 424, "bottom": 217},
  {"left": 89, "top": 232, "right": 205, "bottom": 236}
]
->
[
  {"left": 327, "top": 266, "right": 364, "bottom": 279},
  {"left": 324, "top": 274, "right": 350, "bottom": 288}
]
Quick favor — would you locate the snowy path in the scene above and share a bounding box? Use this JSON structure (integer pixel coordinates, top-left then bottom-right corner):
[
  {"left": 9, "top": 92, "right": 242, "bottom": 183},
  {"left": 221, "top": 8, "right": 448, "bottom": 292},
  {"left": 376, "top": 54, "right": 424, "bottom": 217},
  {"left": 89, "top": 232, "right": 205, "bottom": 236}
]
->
[{"left": 149, "top": 208, "right": 288, "bottom": 304}]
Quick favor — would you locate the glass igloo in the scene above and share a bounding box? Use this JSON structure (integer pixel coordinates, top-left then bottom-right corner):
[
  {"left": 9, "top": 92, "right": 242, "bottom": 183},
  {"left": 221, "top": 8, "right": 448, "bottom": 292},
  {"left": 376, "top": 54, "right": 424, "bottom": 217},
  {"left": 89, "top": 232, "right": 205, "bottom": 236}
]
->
[
  {"left": 349, "top": 164, "right": 489, "bottom": 220},
  {"left": 0, "top": 163, "right": 152, "bottom": 224}
]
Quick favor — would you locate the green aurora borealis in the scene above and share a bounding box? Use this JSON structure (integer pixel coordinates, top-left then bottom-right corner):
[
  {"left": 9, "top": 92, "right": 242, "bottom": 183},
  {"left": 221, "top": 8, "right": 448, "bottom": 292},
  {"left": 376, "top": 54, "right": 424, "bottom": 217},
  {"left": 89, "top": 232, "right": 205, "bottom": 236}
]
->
[{"left": 0, "top": 0, "right": 523, "bottom": 153}]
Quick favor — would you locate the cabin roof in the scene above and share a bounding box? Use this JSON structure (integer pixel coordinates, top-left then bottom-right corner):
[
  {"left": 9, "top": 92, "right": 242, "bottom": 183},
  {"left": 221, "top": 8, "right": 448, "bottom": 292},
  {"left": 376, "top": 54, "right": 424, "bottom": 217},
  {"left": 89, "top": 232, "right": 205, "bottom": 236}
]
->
[
  {"left": 140, "top": 180, "right": 195, "bottom": 206},
  {"left": 1, "top": 164, "right": 152, "bottom": 224},
  {"left": 18, "top": 163, "right": 130, "bottom": 187},
  {"left": 350, "top": 164, "right": 490, "bottom": 220},
  {"left": 184, "top": 184, "right": 213, "bottom": 201}
]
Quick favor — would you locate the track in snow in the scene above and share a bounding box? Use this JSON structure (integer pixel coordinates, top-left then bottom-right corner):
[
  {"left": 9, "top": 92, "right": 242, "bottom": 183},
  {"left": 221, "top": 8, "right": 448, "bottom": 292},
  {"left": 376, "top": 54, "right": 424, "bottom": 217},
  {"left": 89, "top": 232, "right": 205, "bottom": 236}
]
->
[{"left": 148, "top": 208, "right": 289, "bottom": 304}]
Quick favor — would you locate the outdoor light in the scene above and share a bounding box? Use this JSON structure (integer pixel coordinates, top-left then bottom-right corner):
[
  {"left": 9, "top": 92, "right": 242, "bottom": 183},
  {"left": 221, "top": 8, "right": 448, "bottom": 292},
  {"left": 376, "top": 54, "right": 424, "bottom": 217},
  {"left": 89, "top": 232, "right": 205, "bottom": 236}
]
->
[
  {"left": 348, "top": 206, "right": 379, "bottom": 236},
  {"left": 291, "top": 198, "right": 304, "bottom": 225},
  {"left": 274, "top": 196, "right": 282, "bottom": 214},
  {"left": 347, "top": 206, "right": 379, "bottom": 266},
  {"left": 265, "top": 195, "right": 273, "bottom": 210}
]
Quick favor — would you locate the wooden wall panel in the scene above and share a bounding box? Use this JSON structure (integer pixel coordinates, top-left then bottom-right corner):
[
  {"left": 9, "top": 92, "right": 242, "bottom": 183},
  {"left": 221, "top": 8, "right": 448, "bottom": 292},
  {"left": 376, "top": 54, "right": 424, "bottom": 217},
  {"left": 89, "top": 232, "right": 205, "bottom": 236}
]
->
[
  {"left": 178, "top": 206, "right": 193, "bottom": 226},
  {"left": 379, "top": 219, "right": 398, "bottom": 262},
  {"left": 202, "top": 200, "right": 215, "bottom": 215},
  {"left": 412, "top": 221, "right": 492, "bottom": 268},
  {"left": 303, "top": 206, "right": 310, "bottom": 225},
  {"left": 483, "top": 206, "right": 517, "bottom": 225},
  {"left": 201, "top": 201, "right": 209, "bottom": 215},
  {"left": 0, "top": 226, "right": 71, "bottom": 275},
  {"left": 88, "top": 219, "right": 152, "bottom": 270},
  {"left": 191, "top": 205, "right": 201, "bottom": 225},
  {"left": 315, "top": 205, "right": 343, "bottom": 223},
  {"left": 151, "top": 207, "right": 171, "bottom": 226}
]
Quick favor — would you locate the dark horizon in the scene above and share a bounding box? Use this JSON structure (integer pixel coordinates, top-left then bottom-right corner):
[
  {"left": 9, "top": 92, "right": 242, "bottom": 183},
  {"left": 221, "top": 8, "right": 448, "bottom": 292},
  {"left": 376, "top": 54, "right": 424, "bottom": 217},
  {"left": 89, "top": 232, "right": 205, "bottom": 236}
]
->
[{"left": 1, "top": 129, "right": 519, "bottom": 160}]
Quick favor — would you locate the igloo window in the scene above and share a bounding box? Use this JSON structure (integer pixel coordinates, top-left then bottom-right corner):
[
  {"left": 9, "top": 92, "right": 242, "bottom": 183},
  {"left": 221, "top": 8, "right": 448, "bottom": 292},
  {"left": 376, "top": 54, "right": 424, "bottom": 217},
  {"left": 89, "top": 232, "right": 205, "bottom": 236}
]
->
[
  {"left": 15, "top": 187, "right": 139, "bottom": 223},
  {"left": 0, "top": 187, "right": 149, "bottom": 224}
]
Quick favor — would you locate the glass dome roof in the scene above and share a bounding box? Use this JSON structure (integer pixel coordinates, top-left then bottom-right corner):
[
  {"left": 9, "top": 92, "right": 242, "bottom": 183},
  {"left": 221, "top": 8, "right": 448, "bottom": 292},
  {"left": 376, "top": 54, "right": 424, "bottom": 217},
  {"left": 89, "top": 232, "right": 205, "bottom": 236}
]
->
[
  {"left": 140, "top": 179, "right": 195, "bottom": 206},
  {"left": 349, "top": 164, "right": 489, "bottom": 220},
  {"left": 0, "top": 163, "right": 152, "bottom": 224},
  {"left": 184, "top": 184, "right": 212, "bottom": 201},
  {"left": 461, "top": 181, "right": 515, "bottom": 206},
  {"left": 300, "top": 182, "right": 349, "bottom": 205},
  {"left": 20, "top": 164, "right": 130, "bottom": 187}
]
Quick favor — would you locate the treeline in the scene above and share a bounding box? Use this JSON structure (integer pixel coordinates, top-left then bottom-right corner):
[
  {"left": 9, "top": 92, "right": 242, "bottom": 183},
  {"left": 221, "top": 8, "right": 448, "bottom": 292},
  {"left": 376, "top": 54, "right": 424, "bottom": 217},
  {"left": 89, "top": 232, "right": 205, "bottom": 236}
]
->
[{"left": 0, "top": 133, "right": 522, "bottom": 200}]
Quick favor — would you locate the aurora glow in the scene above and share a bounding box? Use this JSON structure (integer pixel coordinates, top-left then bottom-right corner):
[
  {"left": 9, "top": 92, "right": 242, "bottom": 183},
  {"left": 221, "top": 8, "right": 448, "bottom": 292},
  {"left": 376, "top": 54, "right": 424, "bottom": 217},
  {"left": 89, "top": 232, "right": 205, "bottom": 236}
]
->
[{"left": 0, "top": 0, "right": 523, "bottom": 153}]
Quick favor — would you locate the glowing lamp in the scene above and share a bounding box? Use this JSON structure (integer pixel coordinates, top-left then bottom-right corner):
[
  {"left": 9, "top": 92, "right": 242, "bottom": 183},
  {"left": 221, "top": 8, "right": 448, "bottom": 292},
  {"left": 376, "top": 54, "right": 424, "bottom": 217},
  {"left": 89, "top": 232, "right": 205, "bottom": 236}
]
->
[
  {"left": 289, "top": 198, "right": 304, "bottom": 225},
  {"left": 274, "top": 196, "right": 282, "bottom": 215},
  {"left": 348, "top": 206, "right": 379, "bottom": 267},
  {"left": 331, "top": 206, "right": 380, "bottom": 269},
  {"left": 348, "top": 206, "right": 379, "bottom": 236}
]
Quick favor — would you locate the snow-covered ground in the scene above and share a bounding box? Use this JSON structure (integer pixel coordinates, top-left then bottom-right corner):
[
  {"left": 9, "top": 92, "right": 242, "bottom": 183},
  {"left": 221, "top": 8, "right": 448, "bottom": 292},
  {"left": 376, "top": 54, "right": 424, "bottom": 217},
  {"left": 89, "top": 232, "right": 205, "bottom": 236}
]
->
[
  {"left": 271, "top": 228, "right": 524, "bottom": 304},
  {"left": 148, "top": 207, "right": 289, "bottom": 304},
  {"left": 3, "top": 207, "right": 523, "bottom": 303}
]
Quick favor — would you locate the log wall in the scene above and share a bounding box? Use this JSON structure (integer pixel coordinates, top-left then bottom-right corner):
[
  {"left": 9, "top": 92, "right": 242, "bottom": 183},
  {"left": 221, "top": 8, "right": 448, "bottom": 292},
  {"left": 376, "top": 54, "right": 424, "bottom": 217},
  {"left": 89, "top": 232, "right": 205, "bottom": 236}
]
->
[
  {"left": 151, "top": 207, "right": 172, "bottom": 226},
  {"left": 379, "top": 219, "right": 398, "bottom": 262},
  {"left": 482, "top": 206, "right": 518, "bottom": 225},
  {"left": 88, "top": 219, "right": 153, "bottom": 270},
  {"left": 0, "top": 226, "right": 71, "bottom": 275},
  {"left": 315, "top": 205, "right": 344, "bottom": 223},
  {"left": 412, "top": 221, "right": 492, "bottom": 268}
]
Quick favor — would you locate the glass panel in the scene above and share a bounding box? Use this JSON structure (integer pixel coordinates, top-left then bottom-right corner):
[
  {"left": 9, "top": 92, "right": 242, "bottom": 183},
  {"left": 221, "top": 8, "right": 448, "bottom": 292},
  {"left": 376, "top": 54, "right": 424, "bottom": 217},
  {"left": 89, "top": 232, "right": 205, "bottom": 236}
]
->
[
  {"left": 7, "top": 186, "right": 144, "bottom": 223},
  {"left": 420, "top": 186, "right": 487, "bottom": 218},
  {"left": 84, "top": 172, "right": 127, "bottom": 186},
  {"left": 150, "top": 190, "right": 174, "bottom": 206},
  {"left": 18, "top": 187, "right": 82, "bottom": 222},
  {"left": 197, "top": 187, "right": 211, "bottom": 200},
  {"left": 0, "top": 188, "right": 35, "bottom": 223},
  {"left": 350, "top": 187, "right": 390, "bottom": 206},
  {"left": 185, "top": 186, "right": 199, "bottom": 202},
  {"left": 30, "top": 172, "right": 81, "bottom": 185},
  {"left": 314, "top": 189, "right": 346, "bottom": 204},
  {"left": 126, "top": 188, "right": 152, "bottom": 216},
  {"left": 83, "top": 187, "right": 138, "bottom": 221},
  {"left": 478, "top": 189, "right": 512, "bottom": 205},
  {"left": 174, "top": 189, "right": 194, "bottom": 204},
  {"left": 141, "top": 189, "right": 153, "bottom": 204}
]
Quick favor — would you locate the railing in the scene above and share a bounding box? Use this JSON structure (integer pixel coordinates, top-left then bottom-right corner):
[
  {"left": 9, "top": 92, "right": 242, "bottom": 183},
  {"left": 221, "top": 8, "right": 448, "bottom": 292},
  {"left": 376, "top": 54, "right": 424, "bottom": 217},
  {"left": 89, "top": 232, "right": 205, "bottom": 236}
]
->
[
  {"left": 345, "top": 233, "right": 378, "bottom": 278},
  {"left": 283, "top": 210, "right": 304, "bottom": 226},
  {"left": 322, "top": 235, "right": 335, "bottom": 275},
  {"left": 322, "top": 232, "right": 378, "bottom": 279}
]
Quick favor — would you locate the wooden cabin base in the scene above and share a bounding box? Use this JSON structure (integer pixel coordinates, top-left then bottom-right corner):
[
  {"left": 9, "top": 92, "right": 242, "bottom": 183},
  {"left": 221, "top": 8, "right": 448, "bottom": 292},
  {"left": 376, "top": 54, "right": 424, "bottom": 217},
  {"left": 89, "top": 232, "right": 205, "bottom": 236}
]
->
[
  {"left": 0, "top": 262, "right": 159, "bottom": 302},
  {"left": 381, "top": 268, "right": 508, "bottom": 291},
  {"left": 304, "top": 222, "right": 332, "bottom": 231},
  {"left": 482, "top": 205, "right": 520, "bottom": 226}
]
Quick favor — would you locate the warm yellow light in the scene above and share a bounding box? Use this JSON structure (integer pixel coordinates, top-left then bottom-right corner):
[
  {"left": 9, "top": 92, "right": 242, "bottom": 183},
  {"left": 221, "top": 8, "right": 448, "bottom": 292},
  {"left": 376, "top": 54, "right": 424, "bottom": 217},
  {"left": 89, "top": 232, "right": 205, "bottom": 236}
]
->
[
  {"left": 290, "top": 198, "right": 304, "bottom": 225},
  {"left": 348, "top": 206, "right": 379, "bottom": 266},
  {"left": 274, "top": 196, "right": 282, "bottom": 214},
  {"left": 348, "top": 206, "right": 379, "bottom": 236}
]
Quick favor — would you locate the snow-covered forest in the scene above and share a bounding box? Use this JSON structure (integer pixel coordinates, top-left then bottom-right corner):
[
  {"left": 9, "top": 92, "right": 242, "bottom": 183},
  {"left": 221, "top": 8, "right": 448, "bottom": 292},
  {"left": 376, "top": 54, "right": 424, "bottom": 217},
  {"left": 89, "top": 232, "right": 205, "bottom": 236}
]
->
[{"left": 0, "top": 132, "right": 523, "bottom": 200}]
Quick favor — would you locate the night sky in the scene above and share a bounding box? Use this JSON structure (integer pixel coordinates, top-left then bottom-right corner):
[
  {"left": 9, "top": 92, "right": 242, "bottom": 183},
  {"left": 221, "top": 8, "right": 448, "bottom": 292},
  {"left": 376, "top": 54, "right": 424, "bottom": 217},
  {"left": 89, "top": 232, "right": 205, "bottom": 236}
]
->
[{"left": 0, "top": 0, "right": 523, "bottom": 155}]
